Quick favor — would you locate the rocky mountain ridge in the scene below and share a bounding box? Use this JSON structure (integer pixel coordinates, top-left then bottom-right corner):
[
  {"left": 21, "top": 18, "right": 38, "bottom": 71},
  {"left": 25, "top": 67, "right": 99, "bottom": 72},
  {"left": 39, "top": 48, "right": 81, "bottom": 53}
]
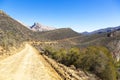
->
[{"left": 30, "top": 22, "right": 55, "bottom": 32}]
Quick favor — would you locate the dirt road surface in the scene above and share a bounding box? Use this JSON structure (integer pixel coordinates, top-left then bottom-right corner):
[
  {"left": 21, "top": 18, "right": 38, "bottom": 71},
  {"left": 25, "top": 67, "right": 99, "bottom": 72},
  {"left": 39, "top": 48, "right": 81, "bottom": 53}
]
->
[{"left": 0, "top": 44, "right": 62, "bottom": 80}]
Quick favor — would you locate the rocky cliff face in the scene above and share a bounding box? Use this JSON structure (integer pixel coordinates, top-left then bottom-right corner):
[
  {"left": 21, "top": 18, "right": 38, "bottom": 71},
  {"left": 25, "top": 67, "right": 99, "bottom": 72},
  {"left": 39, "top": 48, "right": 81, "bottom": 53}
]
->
[
  {"left": 30, "top": 23, "right": 55, "bottom": 32},
  {"left": 108, "top": 40, "right": 120, "bottom": 61},
  {"left": 107, "top": 31, "right": 120, "bottom": 61}
]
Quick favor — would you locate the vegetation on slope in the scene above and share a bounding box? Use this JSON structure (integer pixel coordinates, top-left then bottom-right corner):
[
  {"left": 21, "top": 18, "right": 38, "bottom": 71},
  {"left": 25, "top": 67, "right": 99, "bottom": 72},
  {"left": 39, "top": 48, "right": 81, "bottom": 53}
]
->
[
  {"left": 33, "top": 28, "right": 80, "bottom": 41},
  {"left": 44, "top": 46, "right": 117, "bottom": 80},
  {"left": 0, "top": 11, "right": 32, "bottom": 51}
]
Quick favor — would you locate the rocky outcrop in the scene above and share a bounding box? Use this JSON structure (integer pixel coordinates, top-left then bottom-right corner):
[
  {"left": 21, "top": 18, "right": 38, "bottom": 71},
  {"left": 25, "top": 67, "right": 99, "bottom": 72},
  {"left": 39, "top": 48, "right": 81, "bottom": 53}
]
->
[
  {"left": 0, "top": 10, "right": 9, "bottom": 16},
  {"left": 107, "top": 30, "right": 120, "bottom": 61},
  {"left": 107, "top": 30, "right": 120, "bottom": 37},
  {"left": 107, "top": 40, "right": 120, "bottom": 61},
  {"left": 30, "top": 23, "right": 55, "bottom": 32}
]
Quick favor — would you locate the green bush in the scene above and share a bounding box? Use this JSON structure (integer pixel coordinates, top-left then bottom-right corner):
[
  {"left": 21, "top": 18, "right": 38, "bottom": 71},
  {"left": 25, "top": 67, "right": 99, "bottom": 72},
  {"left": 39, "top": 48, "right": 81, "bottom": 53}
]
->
[
  {"left": 44, "top": 46, "right": 117, "bottom": 80},
  {"left": 75, "top": 46, "right": 116, "bottom": 80}
]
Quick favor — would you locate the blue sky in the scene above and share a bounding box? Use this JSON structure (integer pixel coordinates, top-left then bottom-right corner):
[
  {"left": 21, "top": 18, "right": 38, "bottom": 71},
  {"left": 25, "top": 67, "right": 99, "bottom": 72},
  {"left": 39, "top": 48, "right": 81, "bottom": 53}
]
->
[{"left": 0, "top": 0, "right": 120, "bottom": 32}]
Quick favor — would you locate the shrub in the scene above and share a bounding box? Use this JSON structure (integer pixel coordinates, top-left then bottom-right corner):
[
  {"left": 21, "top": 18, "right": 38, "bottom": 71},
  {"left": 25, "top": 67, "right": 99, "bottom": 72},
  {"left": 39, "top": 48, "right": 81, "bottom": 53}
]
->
[{"left": 44, "top": 46, "right": 117, "bottom": 80}]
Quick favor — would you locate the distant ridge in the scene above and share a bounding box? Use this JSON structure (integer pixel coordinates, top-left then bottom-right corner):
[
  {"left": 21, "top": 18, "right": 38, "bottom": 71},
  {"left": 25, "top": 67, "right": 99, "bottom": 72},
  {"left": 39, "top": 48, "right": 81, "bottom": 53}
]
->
[{"left": 82, "top": 26, "right": 120, "bottom": 35}]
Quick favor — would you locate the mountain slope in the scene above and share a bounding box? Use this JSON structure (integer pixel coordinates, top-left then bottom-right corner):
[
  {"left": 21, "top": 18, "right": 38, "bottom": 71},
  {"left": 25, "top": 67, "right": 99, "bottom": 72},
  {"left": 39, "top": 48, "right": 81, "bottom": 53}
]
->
[
  {"left": 73, "top": 30, "right": 120, "bottom": 61},
  {"left": 34, "top": 28, "right": 80, "bottom": 41},
  {"left": 0, "top": 10, "right": 81, "bottom": 52},
  {"left": 0, "top": 10, "right": 32, "bottom": 50}
]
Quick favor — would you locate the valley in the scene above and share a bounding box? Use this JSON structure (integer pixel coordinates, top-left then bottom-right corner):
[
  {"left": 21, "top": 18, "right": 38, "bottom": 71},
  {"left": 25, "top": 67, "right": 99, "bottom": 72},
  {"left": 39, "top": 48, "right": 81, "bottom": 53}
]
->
[{"left": 0, "top": 10, "right": 120, "bottom": 80}]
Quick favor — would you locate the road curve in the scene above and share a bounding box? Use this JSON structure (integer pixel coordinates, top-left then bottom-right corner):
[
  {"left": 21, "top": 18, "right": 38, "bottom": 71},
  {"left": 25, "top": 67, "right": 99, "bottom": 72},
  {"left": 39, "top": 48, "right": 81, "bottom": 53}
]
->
[{"left": 0, "top": 44, "right": 62, "bottom": 80}]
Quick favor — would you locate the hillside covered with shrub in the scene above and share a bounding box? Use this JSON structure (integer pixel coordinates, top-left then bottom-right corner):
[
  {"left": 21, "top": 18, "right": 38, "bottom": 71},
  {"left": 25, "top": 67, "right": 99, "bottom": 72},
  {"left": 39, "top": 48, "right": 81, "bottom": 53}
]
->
[{"left": 44, "top": 46, "right": 117, "bottom": 80}]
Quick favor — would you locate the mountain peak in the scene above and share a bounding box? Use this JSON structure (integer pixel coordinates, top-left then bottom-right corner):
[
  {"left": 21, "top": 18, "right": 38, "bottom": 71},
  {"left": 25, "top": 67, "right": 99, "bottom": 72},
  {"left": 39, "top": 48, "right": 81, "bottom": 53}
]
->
[
  {"left": 0, "top": 10, "right": 4, "bottom": 14},
  {"left": 34, "top": 22, "right": 40, "bottom": 25},
  {"left": 30, "top": 22, "right": 56, "bottom": 32},
  {"left": 0, "top": 10, "right": 9, "bottom": 17},
  {"left": 0, "top": 10, "right": 5, "bottom": 14}
]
